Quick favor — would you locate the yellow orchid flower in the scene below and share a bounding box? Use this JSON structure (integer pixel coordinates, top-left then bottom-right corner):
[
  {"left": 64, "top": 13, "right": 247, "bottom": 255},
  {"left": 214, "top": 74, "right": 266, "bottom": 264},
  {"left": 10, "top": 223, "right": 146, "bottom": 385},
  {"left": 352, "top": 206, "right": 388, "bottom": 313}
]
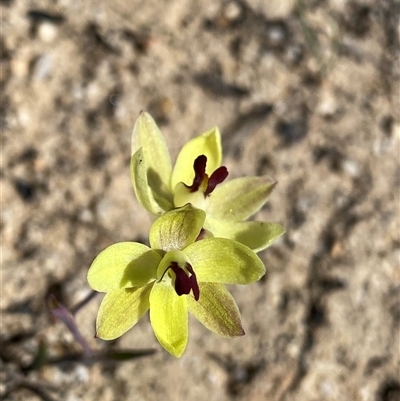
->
[
  {"left": 131, "top": 112, "right": 284, "bottom": 252},
  {"left": 87, "top": 205, "right": 265, "bottom": 357}
]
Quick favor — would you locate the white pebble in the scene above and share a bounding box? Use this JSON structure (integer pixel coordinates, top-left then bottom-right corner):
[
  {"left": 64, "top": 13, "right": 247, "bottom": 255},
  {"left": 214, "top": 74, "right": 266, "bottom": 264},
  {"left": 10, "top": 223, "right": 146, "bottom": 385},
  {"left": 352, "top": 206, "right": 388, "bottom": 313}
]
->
[
  {"left": 32, "top": 54, "right": 52, "bottom": 80},
  {"left": 223, "top": 1, "right": 242, "bottom": 21},
  {"left": 79, "top": 208, "right": 94, "bottom": 222},
  {"left": 38, "top": 22, "right": 58, "bottom": 43},
  {"left": 342, "top": 159, "right": 361, "bottom": 178},
  {"left": 317, "top": 92, "right": 338, "bottom": 117}
]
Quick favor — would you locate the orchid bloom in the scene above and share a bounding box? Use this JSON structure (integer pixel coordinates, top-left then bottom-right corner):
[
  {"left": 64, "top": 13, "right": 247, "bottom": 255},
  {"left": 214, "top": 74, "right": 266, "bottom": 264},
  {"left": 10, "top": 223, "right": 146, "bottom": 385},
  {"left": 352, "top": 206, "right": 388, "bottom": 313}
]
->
[
  {"left": 131, "top": 112, "right": 284, "bottom": 252},
  {"left": 87, "top": 205, "right": 265, "bottom": 357}
]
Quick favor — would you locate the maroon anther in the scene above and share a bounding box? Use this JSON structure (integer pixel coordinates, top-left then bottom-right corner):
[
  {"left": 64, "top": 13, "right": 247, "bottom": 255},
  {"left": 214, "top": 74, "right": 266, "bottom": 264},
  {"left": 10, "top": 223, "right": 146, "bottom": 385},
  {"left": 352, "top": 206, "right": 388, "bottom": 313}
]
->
[
  {"left": 186, "top": 155, "right": 229, "bottom": 197},
  {"left": 185, "top": 263, "right": 200, "bottom": 301},
  {"left": 205, "top": 166, "right": 228, "bottom": 196},
  {"left": 195, "top": 228, "right": 208, "bottom": 242},
  {"left": 169, "top": 262, "right": 200, "bottom": 301},
  {"left": 186, "top": 155, "right": 207, "bottom": 192}
]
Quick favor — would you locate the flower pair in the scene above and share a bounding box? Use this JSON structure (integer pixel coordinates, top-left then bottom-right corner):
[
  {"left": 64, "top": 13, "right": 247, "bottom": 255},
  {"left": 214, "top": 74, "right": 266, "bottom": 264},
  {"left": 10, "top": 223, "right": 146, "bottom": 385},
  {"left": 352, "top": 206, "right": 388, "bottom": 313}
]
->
[{"left": 87, "top": 112, "right": 284, "bottom": 357}]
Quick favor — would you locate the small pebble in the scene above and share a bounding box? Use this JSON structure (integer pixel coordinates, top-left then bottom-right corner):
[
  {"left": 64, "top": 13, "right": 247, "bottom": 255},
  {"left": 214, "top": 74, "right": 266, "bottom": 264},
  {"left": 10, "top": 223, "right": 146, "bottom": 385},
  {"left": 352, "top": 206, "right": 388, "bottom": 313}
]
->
[
  {"left": 11, "top": 53, "right": 31, "bottom": 78},
  {"left": 317, "top": 91, "right": 338, "bottom": 117},
  {"left": 79, "top": 208, "right": 94, "bottom": 223},
  {"left": 223, "top": 1, "right": 242, "bottom": 22},
  {"left": 109, "top": 93, "right": 119, "bottom": 106},
  {"left": 286, "top": 44, "right": 303, "bottom": 64},
  {"left": 342, "top": 158, "right": 361, "bottom": 178},
  {"left": 268, "top": 23, "right": 286, "bottom": 46},
  {"left": 32, "top": 54, "right": 52, "bottom": 80},
  {"left": 38, "top": 21, "right": 58, "bottom": 43},
  {"left": 394, "top": 123, "right": 400, "bottom": 139},
  {"left": 17, "top": 108, "right": 31, "bottom": 127},
  {"left": 320, "top": 381, "right": 338, "bottom": 397},
  {"left": 74, "top": 365, "right": 89, "bottom": 383}
]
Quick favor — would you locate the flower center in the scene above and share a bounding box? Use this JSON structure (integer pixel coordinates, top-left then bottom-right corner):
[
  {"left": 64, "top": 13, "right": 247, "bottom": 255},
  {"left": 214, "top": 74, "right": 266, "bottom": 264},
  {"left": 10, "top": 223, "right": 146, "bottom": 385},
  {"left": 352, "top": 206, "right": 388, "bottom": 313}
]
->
[
  {"left": 160, "top": 261, "right": 200, "bottom": 301},
  {"left": 173, "top": 155, "right": 228, "bottom": 209}
]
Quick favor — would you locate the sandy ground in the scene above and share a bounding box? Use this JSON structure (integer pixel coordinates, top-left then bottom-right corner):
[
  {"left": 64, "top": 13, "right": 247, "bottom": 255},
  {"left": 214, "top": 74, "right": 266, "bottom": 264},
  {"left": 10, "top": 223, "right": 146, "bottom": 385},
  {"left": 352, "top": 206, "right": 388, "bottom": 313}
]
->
[{"left": 1, "top": 0, "right": 400, "bottom": 400}]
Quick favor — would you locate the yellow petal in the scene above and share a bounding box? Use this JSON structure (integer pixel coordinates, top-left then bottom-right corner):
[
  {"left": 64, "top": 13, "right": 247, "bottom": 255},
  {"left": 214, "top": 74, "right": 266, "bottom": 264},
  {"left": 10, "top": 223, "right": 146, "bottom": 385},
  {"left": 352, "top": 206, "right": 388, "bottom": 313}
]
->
[
  {"left": 206, "top": 218, "right": 285, "bottom": 252},
  {"left": 87, "top": 242, "right": 161, "bottom": 292},
  {"left": 187, "top": 283, "right": 244, "bottom": 337},
  {"left": 149, "top": 204, "right": 205, "bottom": 252},
  {"left": 184, "top": 238, "right": 265, "bottom": 284},
  {"left": 149, "top": 281, "right": 188, "bottom": 357},
  {"left": 131, "top": 112, "right": 172, "bottom": 193},
  {"left": 208, "top": 177, "right": 277, "bottom": 221},
  {"left": 171, "top": 127, "right": 222, "bottom": 191},
  {"left": 96, "top": 285, "right": 152, "bottom": 340},
  {"left": 131, "top": 148, "right": 172, "bottom": 214}
]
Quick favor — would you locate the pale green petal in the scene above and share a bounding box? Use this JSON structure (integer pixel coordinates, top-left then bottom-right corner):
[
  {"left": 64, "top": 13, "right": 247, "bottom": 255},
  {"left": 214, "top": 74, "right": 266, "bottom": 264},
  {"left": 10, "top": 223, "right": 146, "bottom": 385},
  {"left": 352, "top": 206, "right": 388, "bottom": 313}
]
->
[
  {"left": 184, "top": 238, "right": 265, "bottom": 284},
  {"left": 208, "top": 177, "right": 277, "bottom": 221},
  {"left": 206, "top": 218, "right": 285, "bottom": 252},
  {"left": 131, "top": 148, "right": 171, "bottom": 214},
  {"left": 87, "top": 242, "right": 161, "bottom": 292},
  {"left": 131, "top": 112, "right": 172, "bottom": 194},
  {"left": 149, "top": 204, "right": 206, "bottom": 252},
  {"left": 171, "top": 127, "right": 222, "bottom": 190},
  {"left": 187, "top": 283, "right": 244, "bottom": 337},
  {"left": 150, "top": 281, "right": 188, "bottom": 357},
  {"left": 156, "top": 250, "right": 190, "bottom": 280},
  {"left": 96, "top": 285, "right": 152, "bottom": 340}
]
